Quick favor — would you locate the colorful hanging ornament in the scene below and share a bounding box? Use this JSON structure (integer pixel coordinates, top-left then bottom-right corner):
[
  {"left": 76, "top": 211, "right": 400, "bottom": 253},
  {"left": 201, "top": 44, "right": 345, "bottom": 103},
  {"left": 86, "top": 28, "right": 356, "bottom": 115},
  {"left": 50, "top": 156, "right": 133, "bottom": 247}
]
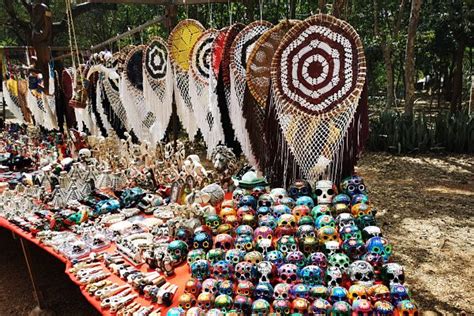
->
[
  {"left": 229, "top": 21, "right": 273, "bottom": 167},
  {"left": 214, "top": 23, "right": 245, "bottom": 153},
  {"left": 2, "top": 79, "right": 25, "bottom": 124},
  {"left": 121, "top": 45, "right": 154, "bottom": 142},
  {"left": 143, "top": 37, "right": 173, "bottom": 145},
  {"left": 168, "top": 19, "right": 205, "bottom": 139},
  {"left": 102, "top": 67, "right": 129, "bottom": 133},
  {"left": 243, "top": 20, "right": 299, "bottom": 171},
  {"left": 271, "top": 14, "right": 366, "bottom": 183},
  {"left": 189, "top": 29, "right": 226, "bottom": 157}
]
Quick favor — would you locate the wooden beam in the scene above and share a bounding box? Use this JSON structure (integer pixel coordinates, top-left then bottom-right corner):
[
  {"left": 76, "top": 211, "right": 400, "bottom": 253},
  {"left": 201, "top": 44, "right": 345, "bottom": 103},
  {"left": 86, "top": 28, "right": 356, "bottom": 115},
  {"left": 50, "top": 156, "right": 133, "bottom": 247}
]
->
[
  {"left": 89, "top": 15, "right": 164, "bottom": 51},
  {"left": 53, "top": 15, "right": 164, "bottom": 60},
  {"left": 86, "top": 0, "right": 237, "bottom": 4},
  {"left": 0, "top": 46, "right": 78, "bottom": 51}
]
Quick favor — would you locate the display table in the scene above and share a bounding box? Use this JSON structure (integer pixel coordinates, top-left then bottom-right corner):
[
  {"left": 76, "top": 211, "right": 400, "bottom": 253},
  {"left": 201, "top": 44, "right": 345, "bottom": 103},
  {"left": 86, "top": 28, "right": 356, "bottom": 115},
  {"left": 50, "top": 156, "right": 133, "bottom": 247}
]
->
[{"left": 0, "top": 217, "right": 191, "bottom": 315}]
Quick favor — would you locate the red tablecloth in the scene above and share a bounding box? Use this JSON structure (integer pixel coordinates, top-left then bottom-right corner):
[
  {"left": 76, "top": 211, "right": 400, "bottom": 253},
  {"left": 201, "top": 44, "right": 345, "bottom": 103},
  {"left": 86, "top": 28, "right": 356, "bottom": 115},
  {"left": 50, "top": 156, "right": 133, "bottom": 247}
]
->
[{"left": 0, "top": 217, "right": 191, "bottom": 315}]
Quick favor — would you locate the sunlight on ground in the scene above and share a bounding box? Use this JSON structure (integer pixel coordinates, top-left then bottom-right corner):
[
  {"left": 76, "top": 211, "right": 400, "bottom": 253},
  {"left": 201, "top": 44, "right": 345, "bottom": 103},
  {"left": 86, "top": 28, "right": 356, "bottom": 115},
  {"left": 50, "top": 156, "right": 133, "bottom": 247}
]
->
[
  {"left": 398, "top": 156, "right": 474, "bottom": 175},
  {"left": 425, "top": 186, "right": 474, "bottom": 196}
]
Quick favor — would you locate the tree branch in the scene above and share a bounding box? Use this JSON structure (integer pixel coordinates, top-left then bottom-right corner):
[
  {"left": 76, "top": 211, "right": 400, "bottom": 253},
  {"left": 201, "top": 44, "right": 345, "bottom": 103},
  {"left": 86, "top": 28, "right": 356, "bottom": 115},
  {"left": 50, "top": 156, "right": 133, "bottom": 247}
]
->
[
  {"left": 3, "top": 0, "right": 30, "bottom": 30},
  {"left": 20, "top": 0, "right": 32, "bottom": 14},
  {"left": 393, "top": 0, "right": 406, "bottom": 39},
  {"left": 52, "top": 2, "right": 117, "bottom": 31}
]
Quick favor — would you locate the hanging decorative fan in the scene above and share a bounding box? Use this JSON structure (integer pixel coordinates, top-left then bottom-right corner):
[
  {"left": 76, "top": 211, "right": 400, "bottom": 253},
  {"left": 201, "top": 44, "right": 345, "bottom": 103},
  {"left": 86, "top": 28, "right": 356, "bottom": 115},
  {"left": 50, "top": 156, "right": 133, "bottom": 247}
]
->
[
  {"left": 102, "top": 70, "right": 129, "bottom": 132},
  {"left": 215, "top": 23, "right": 245, "bottom": 153},
  {"left": 189, "top": 29, "right": 226, "bottom": 157},
  {"left": 121, "top": 45, "right": 154, "bottom": 142},
  {"left": 2, "top": 79, "right": 25, "bottom": 124},
  {"left": 229, "top": 20, "right": 273, "bottom": 167},
  {"left": 243, "top": 20, "right": 299, "bottom": 170},
  {"left": 168, "top": 19, "right": 205, "bottom": 139},
  {"left": 143, "top": 37, "right": 173, "bottom": 145},
  {"left": 211, "top": 27, "right": 229, "bottom": 79},
  {"left": 271, "top": 14, "right": 366, "bottom": 183}
]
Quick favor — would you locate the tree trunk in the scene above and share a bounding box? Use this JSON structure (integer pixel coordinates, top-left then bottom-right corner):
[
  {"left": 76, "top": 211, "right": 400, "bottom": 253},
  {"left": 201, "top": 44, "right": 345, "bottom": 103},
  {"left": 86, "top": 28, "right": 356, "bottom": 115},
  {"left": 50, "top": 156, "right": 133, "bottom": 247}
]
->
[
  {"left": 289, "top": 0, "right": 297, "bottom": 19},
  {"left": 382, "top": 44, "right": 396, "bottom": 108},
  {"left": 318, "top": 0, "right": 327, "bottom": 13},
  {"left": 469, "top": 75, "right": 474, "bottom": 115},
  {"left": 450, "top": 37, "right": 466, "bottom": 112},
  {"left": 332, "top": 0, "right": 346, "bottom": 18},
  {"left": 404, "top": 0, "right": 423, "bottom": 117}
]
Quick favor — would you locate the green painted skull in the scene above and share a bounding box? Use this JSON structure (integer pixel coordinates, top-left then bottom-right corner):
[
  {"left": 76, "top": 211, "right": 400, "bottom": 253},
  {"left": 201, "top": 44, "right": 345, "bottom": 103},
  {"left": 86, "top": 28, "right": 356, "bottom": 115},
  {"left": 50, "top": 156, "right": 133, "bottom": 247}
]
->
[
  {"left": 328, "top": 253, "right": 351, "bottom": 274},
  {"left": 167, "top": 240, "right": 189, "bottom": 263}
]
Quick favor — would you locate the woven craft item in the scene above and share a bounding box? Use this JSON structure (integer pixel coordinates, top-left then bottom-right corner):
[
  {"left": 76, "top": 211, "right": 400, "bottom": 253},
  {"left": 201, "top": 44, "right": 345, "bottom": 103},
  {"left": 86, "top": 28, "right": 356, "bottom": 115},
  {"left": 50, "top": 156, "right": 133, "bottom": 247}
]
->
[
  {"left": 87, "top": 67, "right": 112, "bottom": 135},
  {"left": 189, "top": 29, "right": 226, "bottom": 157},
  {"left": 215, "top": 24, "right": 245, "bottom": 152},
  {"left": 120, "top": 45, "right": 153, "bottom": 142},
  {"left": 2, "top": 80, "right": 25, "bottom": 124},
  {"left": 26, "top": 89, "right": 58, "bottom": 130},
  {"left": 168, "top": 19, "right": 205, "bottom": 139},
  {"left": 229, "top": 20, "right": 273, "bottom": 167},
  {"left": 103, "top": 72, "right": 129, "bottom": 131},
  {"left": 211, "top": 27, "right": 229, "bottom": 79},
  {"left": 244, "top": 20, "right": 299, "bottom": 169},
  {"left": 271, "top": 14, "right": 366, "bottom": 183},
  {"left": 143, "top": 36, "right": 174, "bottom": 145}
]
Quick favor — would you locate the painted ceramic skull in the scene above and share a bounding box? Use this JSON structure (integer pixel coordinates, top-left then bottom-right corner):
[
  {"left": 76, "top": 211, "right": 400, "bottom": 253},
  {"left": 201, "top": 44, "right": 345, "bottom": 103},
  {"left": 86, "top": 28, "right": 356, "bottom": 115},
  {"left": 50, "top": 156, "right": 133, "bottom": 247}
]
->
[
  {"left": 325, "top": 266, "right": 343, "bottom": 287},
  {"left": 382, "top": 262, "right": 405, "bottom": 287},
  {"left": 314, "top": 180, "right": 336, "bottom": 205},
  {"left": 273, "top": 283, "right": 291, "bottom": 300},
  {"left": 278, "top": 263, "right": 299, "bottom": 284},
  {"left": 349, "top": 260, "right": 375, "bottom": 286},
  {"left": 288, "top": 179, "right": 312, "bottom": 200}
]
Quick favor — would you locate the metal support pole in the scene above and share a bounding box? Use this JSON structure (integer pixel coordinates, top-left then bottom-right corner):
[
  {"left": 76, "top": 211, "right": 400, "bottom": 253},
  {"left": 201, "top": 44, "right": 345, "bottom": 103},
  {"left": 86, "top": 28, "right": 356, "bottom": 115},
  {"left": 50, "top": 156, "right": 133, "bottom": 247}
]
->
[{"left": 19, "top": 237, "right": 47, "bottom": 310}]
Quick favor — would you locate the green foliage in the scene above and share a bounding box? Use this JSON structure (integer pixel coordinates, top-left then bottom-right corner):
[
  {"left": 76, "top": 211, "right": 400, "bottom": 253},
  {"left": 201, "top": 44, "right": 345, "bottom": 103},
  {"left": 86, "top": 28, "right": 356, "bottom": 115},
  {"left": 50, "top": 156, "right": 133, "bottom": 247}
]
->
[{"left": 368, "top": 110, "right": 474, "bottom": 153}]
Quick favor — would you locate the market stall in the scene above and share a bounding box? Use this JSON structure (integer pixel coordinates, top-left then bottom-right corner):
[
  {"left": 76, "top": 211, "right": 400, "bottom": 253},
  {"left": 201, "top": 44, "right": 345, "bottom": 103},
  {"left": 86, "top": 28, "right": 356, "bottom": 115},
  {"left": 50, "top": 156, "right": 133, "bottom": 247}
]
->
[{"left": 0, "top": 9, "right": 419, "bottom": 316}]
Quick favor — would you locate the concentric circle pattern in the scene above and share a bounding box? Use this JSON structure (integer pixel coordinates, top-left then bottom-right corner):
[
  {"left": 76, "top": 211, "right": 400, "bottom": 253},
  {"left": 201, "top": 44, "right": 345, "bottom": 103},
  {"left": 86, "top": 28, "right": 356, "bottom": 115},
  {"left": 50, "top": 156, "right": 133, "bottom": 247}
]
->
[
  {"left": 144, "top": 38, "right": 168, "bottom": 80},
  {"left": 230, "top": 21, "right": 273, "bottom": 82},
  {"left": 272, "top": 15, "right": 366, "bottom": 115},
  {"left": 190, "top": 29, "right": 219, "bottom": 84},
  {"left": 168, "top": 19, "right": 205, "bottom": 72}
]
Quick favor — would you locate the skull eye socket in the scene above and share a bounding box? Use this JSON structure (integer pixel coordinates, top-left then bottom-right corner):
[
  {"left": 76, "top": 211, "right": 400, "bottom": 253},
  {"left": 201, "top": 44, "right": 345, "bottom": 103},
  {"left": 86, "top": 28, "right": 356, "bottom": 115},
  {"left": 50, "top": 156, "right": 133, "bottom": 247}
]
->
[
  {"left": 315, "top": 189, "right": 323, "bottom": 196},
  {"left": 327, "top": 189, "right": 335, "bottom": 195}
]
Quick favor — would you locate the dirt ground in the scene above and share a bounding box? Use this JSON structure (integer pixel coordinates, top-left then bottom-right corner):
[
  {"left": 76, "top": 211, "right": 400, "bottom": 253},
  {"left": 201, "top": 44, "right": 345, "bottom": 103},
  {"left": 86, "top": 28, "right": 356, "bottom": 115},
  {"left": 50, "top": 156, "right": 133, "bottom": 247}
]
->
[
  {"left": 0, "top": 151, "right": 472, "bottom": 315},
  {"left": 356, "top": 152, "right": 474, "bottom": 314}
]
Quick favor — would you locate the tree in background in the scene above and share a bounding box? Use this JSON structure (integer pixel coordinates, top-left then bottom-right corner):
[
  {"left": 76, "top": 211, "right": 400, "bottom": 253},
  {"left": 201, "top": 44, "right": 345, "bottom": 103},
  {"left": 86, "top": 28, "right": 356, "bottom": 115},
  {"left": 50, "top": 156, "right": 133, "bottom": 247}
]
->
[
  {"left": 404, "top": 0, "right": 423, "bottom": 117},
  {"left": 373, "top": 0, "right": 406, "bottom": 109}
]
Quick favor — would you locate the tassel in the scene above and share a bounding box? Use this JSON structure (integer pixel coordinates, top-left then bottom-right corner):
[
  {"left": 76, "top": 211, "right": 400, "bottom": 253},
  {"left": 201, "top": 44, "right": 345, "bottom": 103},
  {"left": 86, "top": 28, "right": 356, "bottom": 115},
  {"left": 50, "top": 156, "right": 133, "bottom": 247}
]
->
[
  {"left": 264, "top": 87, "right": 302, "bottom": 187},
  {"left": 242, "top": 84, "right": 266, "bottom": 169},
  {"left": 216, "top": 64, "right": 242, "bottom": 156}
]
